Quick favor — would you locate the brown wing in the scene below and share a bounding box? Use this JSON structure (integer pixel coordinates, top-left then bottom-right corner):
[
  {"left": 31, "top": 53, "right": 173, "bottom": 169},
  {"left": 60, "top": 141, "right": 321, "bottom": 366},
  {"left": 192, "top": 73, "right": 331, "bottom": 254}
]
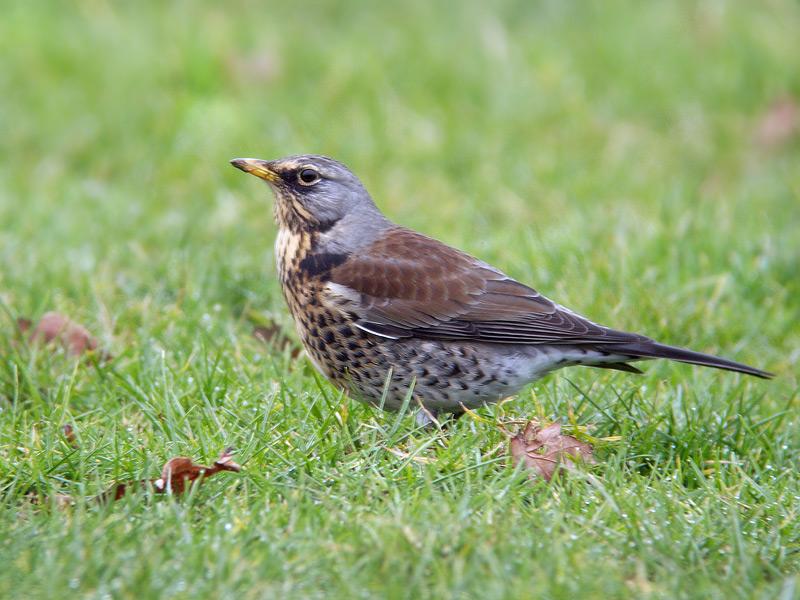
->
[{"left": 325, "top": 227, "right": 642, "bottom": 346}]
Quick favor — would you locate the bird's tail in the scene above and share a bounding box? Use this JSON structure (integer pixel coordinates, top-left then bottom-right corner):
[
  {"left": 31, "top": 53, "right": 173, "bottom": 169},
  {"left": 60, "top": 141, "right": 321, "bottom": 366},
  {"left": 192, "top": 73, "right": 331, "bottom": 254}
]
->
[{"left": 603, "top": 341, "right": 773, "bottom": 379}]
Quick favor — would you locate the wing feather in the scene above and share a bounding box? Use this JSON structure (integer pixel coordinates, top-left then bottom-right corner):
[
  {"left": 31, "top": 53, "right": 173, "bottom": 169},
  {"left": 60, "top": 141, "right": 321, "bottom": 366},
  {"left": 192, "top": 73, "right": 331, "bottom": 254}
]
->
[{"left": 325, "top": 227, "right": 643, "bottom": 346}]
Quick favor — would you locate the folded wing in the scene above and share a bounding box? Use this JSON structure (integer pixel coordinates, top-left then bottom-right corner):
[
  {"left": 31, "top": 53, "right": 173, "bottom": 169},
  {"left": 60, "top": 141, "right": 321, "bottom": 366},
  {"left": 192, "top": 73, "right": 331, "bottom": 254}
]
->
[{"left": 325, "top": 227, "right": 643, "bottom": 346}]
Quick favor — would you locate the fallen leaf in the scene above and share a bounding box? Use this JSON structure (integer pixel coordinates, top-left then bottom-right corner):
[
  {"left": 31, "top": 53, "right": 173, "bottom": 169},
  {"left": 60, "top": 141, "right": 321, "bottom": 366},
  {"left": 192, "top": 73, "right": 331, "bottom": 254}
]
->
[
  {"left": 155, "top": 449, "right": 242, "bottom": 494},
  {"left": 509, "top": 421, "right": 596, "bottom": 482},
  {"left": 100, "top": 448, "right": 242, "bottom": 502},
  {"left": 62, "top": 424, "right": 77, "bottom": 447},
  {"left": 102, "top": 480, "right": 146, "bottom": 502},
  {"left": 755, "top": 96, "right": 799, "bottom": 148},
  {"left": 24, "top": 311, "right": 99, "bottom": 356}
]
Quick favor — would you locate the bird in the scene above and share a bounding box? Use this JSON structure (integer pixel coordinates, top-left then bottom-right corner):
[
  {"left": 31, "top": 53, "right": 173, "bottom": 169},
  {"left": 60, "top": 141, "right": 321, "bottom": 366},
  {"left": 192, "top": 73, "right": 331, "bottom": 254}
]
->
[{"left": 230, "top": 154, "right": 772, "bottom": 426}]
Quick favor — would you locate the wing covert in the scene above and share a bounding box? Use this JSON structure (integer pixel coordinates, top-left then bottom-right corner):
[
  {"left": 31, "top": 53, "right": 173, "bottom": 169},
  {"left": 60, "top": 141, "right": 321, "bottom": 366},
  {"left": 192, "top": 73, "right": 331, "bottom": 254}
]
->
[{"left": 324, "top": 227, "right": 640, "bottom": 346}]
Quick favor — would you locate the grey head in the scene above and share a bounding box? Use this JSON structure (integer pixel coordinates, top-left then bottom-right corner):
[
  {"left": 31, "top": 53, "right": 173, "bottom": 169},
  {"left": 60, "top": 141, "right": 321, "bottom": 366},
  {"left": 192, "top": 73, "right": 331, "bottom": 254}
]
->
[{"left": 230, "top": 155, "right": 389, "bottom": 246}]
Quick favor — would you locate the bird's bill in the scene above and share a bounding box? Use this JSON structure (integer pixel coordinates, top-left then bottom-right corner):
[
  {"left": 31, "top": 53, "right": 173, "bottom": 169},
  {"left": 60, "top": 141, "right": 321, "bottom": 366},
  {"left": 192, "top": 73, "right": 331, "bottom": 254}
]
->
[{"left": 230, "top": 158, "right": 279, "bottom": 182}]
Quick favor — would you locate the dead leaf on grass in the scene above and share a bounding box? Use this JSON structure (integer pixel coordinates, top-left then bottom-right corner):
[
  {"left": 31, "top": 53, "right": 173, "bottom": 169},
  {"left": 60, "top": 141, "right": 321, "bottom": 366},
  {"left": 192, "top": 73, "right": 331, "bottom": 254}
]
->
[
  {"left": 16, "top": 317, "right": 33, "bottom": 334},
  {"left": 100, "top": 448, "right": 242, "bottom": 502},
  {"left": 62, "top": 424, "right": 77, "bottom": 447},
  {"left": 509, "top": 421, "right": 596, "bottom": 482},
  {"left": 19, "top": 311, "right": 103, "bottom": 357}
]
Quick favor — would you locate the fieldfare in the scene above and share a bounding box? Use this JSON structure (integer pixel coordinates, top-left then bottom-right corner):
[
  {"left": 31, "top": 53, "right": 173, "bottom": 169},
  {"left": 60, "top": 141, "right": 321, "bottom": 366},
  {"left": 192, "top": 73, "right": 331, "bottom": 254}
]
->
[{"left": 231, "top": 155, "right": 771, "bottom": 424}]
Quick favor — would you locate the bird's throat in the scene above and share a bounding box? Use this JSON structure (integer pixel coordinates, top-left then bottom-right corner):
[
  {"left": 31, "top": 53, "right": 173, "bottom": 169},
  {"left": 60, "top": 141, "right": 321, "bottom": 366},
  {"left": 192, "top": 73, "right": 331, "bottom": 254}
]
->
[{"left": 275, "top": 227, "right": 312, "bottom": 286}]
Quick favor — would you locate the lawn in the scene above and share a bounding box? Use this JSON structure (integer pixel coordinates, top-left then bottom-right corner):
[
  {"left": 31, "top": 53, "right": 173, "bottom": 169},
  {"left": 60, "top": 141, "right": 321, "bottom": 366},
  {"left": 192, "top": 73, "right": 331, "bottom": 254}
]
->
[{"left": 1, "top": 1, "right": 799, "bottom": 598}]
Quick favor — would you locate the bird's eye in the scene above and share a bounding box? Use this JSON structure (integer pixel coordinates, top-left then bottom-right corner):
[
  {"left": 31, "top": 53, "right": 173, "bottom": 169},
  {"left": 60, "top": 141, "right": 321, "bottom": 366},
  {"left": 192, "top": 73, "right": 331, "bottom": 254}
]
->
[{"left": 298, "top": 168, "right": 320, "bottom": 185}]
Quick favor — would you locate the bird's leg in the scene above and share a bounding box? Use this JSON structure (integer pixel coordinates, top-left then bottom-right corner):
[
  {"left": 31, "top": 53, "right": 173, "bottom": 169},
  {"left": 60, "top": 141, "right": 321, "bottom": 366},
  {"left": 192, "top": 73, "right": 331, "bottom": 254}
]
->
[
  {"left": 414, "top": 407, "right": 466, "bottom": 429},
  {"left": 415, "top": 407, "right": 441, "bottom": 429}
]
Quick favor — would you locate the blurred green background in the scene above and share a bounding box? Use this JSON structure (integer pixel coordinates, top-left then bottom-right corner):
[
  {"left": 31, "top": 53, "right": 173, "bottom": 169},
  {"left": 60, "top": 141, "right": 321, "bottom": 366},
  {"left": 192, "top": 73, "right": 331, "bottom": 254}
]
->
[{"left": 1, "top": 1, "right": 799, "bottom": 598}]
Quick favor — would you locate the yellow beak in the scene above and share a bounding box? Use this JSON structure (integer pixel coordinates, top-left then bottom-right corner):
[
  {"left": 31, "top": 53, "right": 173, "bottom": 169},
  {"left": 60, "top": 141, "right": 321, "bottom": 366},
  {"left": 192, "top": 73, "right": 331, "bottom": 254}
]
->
[{"left": 230, "top": 158, "right": 279, "bottom": 182}]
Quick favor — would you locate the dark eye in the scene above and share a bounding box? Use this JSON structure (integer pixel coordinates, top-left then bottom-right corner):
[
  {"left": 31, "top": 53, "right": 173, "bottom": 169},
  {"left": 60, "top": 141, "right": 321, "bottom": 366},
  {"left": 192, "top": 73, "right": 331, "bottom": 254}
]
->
[{"left": 298, "top": 168, "right": 320, "bottom": 185}]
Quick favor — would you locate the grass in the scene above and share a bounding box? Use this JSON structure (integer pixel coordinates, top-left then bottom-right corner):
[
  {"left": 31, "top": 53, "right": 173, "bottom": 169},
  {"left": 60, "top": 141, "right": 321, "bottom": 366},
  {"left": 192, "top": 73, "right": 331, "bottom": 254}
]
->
[{"left": 1, "top": 0, "right": 799, "bottom": 598}]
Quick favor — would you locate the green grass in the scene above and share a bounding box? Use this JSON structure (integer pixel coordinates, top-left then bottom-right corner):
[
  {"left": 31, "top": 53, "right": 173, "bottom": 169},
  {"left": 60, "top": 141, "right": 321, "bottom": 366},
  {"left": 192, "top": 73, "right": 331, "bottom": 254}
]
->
[{"left": 1, "top": 1, "right": 799, "bottom": 598}]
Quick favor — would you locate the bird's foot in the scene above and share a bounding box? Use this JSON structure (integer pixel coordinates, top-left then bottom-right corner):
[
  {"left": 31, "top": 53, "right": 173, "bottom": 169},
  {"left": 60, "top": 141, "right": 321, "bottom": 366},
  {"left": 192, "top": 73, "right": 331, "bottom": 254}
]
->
[{"left": 414, "top": 407, "right": 466, "bottom": 429}]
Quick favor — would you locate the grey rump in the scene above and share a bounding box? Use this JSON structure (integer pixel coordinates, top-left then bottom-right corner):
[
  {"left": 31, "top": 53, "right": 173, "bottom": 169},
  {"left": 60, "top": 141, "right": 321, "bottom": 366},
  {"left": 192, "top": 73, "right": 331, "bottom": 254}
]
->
[{"left": 230, "top": 154, "right": 771, "bottom": 424}]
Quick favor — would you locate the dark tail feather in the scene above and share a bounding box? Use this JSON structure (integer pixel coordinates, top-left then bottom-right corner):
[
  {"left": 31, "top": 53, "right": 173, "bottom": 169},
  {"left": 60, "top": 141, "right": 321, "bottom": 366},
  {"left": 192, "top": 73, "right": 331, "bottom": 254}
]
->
[
  {"left": 604, "top": 341, "right": 773, "bottom": 379},
  {"left": 588, "top": 362, "right": 645, "bottom": 375}
]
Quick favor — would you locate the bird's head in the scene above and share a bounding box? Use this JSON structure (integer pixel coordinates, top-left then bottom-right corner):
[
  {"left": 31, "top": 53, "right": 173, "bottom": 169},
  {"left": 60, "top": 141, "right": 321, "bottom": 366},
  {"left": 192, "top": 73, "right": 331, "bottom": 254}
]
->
[{"left": 231, "top": 154, "right": 382, "bottom": 233}]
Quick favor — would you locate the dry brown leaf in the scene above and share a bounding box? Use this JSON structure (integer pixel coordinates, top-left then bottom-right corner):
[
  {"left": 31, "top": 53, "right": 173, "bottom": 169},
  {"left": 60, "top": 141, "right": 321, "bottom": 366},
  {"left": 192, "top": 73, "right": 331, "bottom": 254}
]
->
[
  {"left": 155, "top": 449, "right": 242, "bottom": 494},
  {"left": 100, "top": 448, "right": 242, "bottom": 502},
  {"left": 62, "top": 424, "right": 77, "bottom": 447},
  {"left": 102, "top": 480, "right": 146, "bottom": 502},
  {"left": 755, "top": 96, "right": 799, "bottom": 148},
  {"left": 509, "top": 421, "right": 596, "bottom": 482},
  {"left": 21, "top": 312, "right": 99, "bottom": 356}
]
